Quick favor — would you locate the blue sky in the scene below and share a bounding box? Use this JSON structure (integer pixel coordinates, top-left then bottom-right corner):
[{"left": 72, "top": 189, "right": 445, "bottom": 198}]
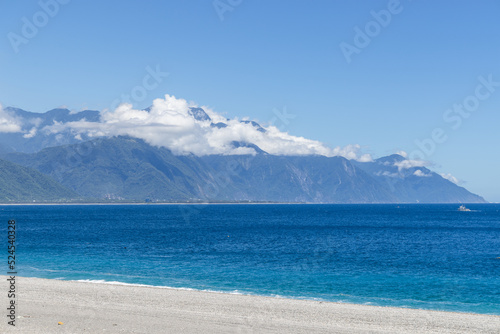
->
[{"left": 1, "top": 0, "right": 499, "bottom": 201}]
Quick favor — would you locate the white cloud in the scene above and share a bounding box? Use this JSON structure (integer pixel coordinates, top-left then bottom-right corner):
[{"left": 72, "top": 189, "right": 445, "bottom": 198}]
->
[
  {"left": 441, "top": 173, "right": 460, "bottom": 185},
  {"left": 42, "top": 94, "right": 372, "bottom": 160},
  {"left": 23, "top": 127, "right": 37, "bottom": 138},
  {"left": 394, "top": 159, "right": 429, "bottom": 171},
  {"left": 199, "top": 105, "right": 227, "bottom": 123},
  {"left": 0, "top": 105, "right": 23, "bottom": 133},
  {"left": 413, "top": 170, "right": 431, "bottom": 177},
  {"left": 396, "top": 150, "right": 408, "bottom": 158},
  {"left": 358, "top": 153, "right": 373, "bottom": 162},
  {"left": 330, "top": 144, "right": 372, "bottom": 161}
]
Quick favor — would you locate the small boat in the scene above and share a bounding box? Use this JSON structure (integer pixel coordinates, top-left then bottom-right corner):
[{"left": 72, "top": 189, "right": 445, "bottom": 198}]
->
[{"left": 458, "top": 205, "right": 471, "bottom": 212}]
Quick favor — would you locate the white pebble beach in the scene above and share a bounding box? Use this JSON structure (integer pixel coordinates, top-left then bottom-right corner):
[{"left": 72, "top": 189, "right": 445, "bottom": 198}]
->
[{"left": 2, "top": 276, "right": 499, "bottom": 333}]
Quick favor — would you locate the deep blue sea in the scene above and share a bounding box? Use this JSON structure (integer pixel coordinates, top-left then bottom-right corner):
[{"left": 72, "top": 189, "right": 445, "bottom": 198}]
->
[{"left": 2, "top": 204, "right": 500, "bottom": 315}]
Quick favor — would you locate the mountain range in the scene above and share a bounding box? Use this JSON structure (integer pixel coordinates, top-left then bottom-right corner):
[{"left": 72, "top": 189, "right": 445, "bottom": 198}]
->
[{"left": 0, "top": 107, "right": 486, "bottom": 203}]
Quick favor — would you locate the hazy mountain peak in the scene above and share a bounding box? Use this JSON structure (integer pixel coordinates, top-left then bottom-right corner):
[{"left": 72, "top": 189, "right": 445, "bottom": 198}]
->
[
  {"left": 188, "top": 107, "right": 211, "bottom": 122},
  {"left": 376, "top": 154, "right": 406, "bottom": 164},
  {"left": 240, "top": 120, "right": 266, "bottom": 133},
  {"left": 230, "top": 141, "right": 268, "bottom": 154},
  {"left": 2, "top": 136, "right": 485, "bottom": 203},
  {"left": 45, "top": 108, "right": 70, "bottom": 116}
]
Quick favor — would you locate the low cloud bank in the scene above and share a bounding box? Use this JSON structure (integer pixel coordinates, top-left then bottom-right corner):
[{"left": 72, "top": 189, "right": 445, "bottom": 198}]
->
[
  {"left": 0, "top": 105, "right": 23, "bottom": 133},
  {"left": 42, "top": 95, "right": 372, "bottom": 160}
]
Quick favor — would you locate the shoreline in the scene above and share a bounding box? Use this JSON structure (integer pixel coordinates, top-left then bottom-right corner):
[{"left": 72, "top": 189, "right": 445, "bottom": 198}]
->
[
  {"left": 0, "top": 202, "right": 303, "bottom": 206},
  {"left": 53, "top": 277, "right": 500, "bottom": 317},
  {"left": 3, "top": 276, "right": 499, "bottom": 333},
  {"left": 0, "top": 202, "right": 493, "bottom": 206}
]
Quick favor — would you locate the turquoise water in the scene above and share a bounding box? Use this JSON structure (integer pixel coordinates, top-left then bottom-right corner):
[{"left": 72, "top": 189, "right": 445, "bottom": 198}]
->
[{"left": 2, "top": 204, "right": 500, "bottom": 315}]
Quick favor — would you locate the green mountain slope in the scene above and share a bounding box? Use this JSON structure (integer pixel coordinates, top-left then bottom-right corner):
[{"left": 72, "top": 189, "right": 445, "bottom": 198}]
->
[
  {"left": 3, "top": 136, "right": 486, "bottom": 203},
  {"left": 5, "top": 136, "right": 215, "bottom": 201},
  {"left": 0, "top": 159, "right": 78, "bottom": 202}
]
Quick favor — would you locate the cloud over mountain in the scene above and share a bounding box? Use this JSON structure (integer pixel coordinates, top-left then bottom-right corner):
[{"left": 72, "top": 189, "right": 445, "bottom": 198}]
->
[
  {"left": 413, "top": 170, "right": 431, "bottom": 177},
  {"left": 41, "top": 94, "right": 372, "bottom": 160},
  {"left": 0, "top": 105, "right": 23, "bottom": 133},
  {"left": 440, "top": 173, "right": 460, "bottom": 185},
  {"left": 394, "top": 159, "right": 429, "bottom": 171}
]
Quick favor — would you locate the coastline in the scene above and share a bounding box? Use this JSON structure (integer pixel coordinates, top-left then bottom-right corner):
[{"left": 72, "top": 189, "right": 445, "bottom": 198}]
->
[
  {"left": 0, "top": 202, "right": 493, "bottom": 205},
  {"left": 0, "top": 202, "right": 304, "bottom": 206},
  {"left": 3, "top": 276, "right": 499, "bottom": 333}
]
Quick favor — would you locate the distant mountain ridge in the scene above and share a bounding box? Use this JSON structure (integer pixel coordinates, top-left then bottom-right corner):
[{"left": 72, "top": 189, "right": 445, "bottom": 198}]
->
[
  {"left": 0, "top": 107, "right": 100, "bottom": 154},
  {"left": 3, "top": 136, "right": 485, "bottom": 203},
  {"left": 0, "top": 106, "right": 267, "bottom": 155},
  {"left": 0, "top": 107, "right": 486, "bottom": 203},
  {"left": 352, "top": 155, "right": 483, "bottom": 203}
]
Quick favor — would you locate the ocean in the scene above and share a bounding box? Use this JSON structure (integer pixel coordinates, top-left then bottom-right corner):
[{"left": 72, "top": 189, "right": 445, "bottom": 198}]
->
[{"left": 3, "top": 204, "right": 499, "bottom": 315}]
